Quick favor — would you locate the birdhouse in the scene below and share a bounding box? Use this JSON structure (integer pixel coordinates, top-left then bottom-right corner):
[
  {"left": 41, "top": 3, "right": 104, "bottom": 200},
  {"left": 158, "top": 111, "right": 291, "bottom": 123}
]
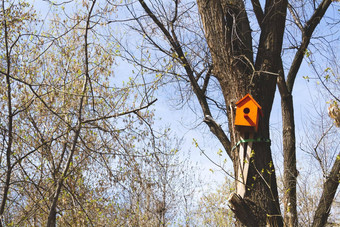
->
[{"left": 234, "top": 94, "right": 263, "bottom": 132}]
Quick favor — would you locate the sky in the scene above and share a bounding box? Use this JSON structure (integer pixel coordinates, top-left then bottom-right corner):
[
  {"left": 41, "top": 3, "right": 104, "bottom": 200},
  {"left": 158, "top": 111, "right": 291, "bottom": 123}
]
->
[{"left": 28, "top": 0, "right": 339, "bottom": 205}]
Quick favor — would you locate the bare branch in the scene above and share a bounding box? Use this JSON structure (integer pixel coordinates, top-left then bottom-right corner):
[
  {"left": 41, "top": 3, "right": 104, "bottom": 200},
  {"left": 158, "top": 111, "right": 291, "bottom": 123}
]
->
[
  {"left": 82, "top": 99, "right": 157, "bottom": 124},
  {"left": 288, "top": 3, "right": 304, "bottom": 32},
  {"left": 250, "top": 0, "right": 264, "bottom": 27},
  {"left": 286, "top": 0, "right": 332, "bottom": 93},
  {"left": 138, "top": 0, "right": 232, "bottom": 156}
]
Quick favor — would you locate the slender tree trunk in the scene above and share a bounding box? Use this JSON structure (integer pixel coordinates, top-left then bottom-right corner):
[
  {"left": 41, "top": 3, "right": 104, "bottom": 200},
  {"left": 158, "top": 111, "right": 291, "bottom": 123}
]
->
[
  {"left": 281, "top": 94, "right": 298, "bottom": 227},
  {"left": 312, "top": 152, "right": 340, "bottom": 227},
  {"left": 0, "top": 3, "right": 13, "bottom": 225},
  {"left": 47, "top": 179, "right": 63, "bottom": 227},
  {"left": 277, "top": 70, "right": 298, "bottom": 227},
  {"left": 278, "top": 1, "right": 332, "bottom": 225},
  {"left": 46, "top": 2, "right": 95, "bottom": 225}
]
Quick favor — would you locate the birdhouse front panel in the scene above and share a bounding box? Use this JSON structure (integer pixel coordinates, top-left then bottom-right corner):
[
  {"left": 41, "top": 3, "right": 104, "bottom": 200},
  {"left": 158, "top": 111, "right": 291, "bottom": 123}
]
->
[{"left": 234, "top": 94, "right": 262, "bottom": 131}]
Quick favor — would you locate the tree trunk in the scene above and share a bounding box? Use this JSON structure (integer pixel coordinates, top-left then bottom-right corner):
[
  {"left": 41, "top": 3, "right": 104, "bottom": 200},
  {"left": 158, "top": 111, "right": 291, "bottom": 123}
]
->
[
  {"left": 312, "top": 152, "right": 340, "bottom": 227},
  {"left": 277, "top": 70, "right": 298, "bottom": 226},
  {"left": 281, "top": 94, "right": 298, "bottom": 227},
  {"left": 197, "top": 0, "right": 287, "bottom": 225},
  {"left": 0, "top": 8, "right": 13, "bottom": 227}
]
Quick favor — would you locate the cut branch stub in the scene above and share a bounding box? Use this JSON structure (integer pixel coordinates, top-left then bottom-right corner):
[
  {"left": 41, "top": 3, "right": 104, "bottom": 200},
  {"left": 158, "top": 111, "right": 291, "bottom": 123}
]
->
[{"left": 228, "top": 193, "right": 259, "bottom": 226}]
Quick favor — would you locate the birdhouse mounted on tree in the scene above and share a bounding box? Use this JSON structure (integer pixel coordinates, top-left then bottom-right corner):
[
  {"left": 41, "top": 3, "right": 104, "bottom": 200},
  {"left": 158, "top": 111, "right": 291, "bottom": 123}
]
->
[{"left": 235, "top": 94, "right": 263, "bottom": 132}]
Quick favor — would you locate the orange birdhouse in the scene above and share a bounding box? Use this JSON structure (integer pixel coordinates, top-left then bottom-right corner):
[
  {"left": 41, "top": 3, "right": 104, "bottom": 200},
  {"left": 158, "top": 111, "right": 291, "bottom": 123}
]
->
[{"left": 234, "top": 94, "right": 263, "bottom": 132}]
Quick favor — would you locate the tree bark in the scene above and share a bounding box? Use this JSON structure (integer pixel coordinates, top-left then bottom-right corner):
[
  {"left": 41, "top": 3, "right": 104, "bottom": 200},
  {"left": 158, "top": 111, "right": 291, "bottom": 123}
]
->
[
  {"left": 228, "top": 193, "right": 258, "bottom": 226},
  {"left": 277, "top": 70, "right": 298, "bottom": 227},
  {"left": 312, "top": 153, "right": 340, "bottom": 227},
  {"left": 281, "top": 94, "right": 298, "bottom": 227},
  {"left": 197, "top": 0, "right": 286, "bottom": 225}
]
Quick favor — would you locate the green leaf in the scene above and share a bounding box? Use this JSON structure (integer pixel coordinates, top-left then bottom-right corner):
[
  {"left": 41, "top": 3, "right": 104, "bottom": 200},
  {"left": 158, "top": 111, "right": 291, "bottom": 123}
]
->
[{"left": 303, "top": 76, "right": 310, "bottom": 82}]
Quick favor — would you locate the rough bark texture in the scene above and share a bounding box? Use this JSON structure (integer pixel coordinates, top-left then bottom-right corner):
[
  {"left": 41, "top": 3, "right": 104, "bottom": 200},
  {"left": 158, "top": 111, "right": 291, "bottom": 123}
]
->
[
  {"left": 277, "top": 70, "right": 298, "bottom": 226},
  {"left": 197, "top": 0, "right": 287, "bottom": 225},
  {"left": 228, "top": 193, "right": 258, "bottom": 226},
  {"left": 281, "top": 94, "right": 298, "bottom": 227}
]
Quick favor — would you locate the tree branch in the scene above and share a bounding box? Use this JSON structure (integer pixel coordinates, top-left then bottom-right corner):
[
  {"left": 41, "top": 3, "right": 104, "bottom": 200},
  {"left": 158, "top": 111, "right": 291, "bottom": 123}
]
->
[
  {"left": 286, "top": 0, "right": 332, "bottom": 93},
  {"left": 138, "top": 0, "right": 232, "bottom": 156},
  {"left": 288, "top": 3, "right": 304, "bottom": 32},
  {"left": 251, "top": 0, "right": 264, "bottom": 27},
  {"left": 82, "top": 99, "right": 157, "bottom": 124},
  {"left": 255, "top": 0, "right": 287, "bottom": 71}
]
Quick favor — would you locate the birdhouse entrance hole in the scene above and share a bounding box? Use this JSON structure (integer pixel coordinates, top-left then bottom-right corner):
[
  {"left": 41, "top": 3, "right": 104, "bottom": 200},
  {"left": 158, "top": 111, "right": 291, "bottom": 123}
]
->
[{"left": 243, "top": 108, "right": 250, "bottom": 114}]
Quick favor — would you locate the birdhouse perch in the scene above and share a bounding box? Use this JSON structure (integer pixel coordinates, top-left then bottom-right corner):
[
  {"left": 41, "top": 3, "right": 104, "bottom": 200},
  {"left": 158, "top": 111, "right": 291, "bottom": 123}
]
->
[{"left": 234, "top": 94, "right": 263, "bottom": 132}]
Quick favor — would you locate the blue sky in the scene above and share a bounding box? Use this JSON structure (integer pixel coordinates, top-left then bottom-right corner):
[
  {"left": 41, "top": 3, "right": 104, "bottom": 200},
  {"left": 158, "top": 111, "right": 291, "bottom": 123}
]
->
[{"left": 28, "top": 0, "right": 339, "bottom": 196}]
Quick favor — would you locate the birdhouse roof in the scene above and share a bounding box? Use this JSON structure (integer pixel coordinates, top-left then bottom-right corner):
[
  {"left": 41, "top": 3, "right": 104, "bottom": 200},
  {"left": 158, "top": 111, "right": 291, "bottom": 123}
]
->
[{"left": 235, "top": 94, "right": 262, "bottom": 111}]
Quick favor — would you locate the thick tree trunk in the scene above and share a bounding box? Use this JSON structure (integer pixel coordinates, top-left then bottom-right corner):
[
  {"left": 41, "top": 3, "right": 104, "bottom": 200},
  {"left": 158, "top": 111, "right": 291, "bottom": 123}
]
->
[{"left": 197, "top": 0, "right": 287, "bottom": 225}]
